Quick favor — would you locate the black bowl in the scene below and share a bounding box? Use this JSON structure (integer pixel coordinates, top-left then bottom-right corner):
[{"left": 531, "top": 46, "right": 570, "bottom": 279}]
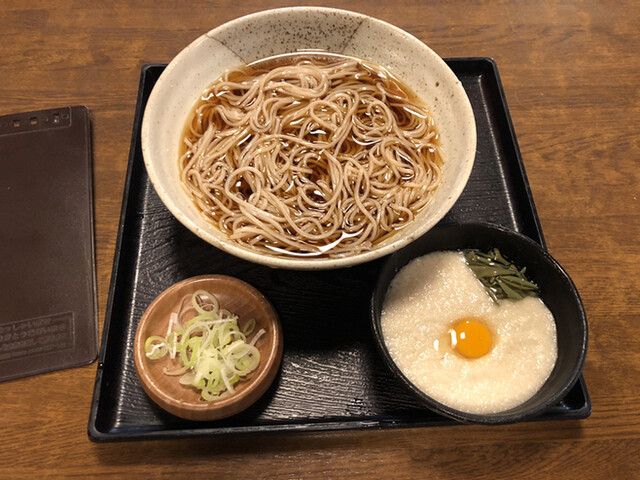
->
[{"left": 371, "top": 222, "right": 588, "bottom": 424}]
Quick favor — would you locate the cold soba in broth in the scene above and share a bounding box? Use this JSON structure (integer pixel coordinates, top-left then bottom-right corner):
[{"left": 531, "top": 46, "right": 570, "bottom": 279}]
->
[{"left": 179, "top": 53, "right": 445, "bottom": 257}]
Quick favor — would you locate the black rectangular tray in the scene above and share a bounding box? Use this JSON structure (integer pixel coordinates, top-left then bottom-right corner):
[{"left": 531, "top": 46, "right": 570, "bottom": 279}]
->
[{"left": 89, "top": 59, "right": 590, "bottom": 442}]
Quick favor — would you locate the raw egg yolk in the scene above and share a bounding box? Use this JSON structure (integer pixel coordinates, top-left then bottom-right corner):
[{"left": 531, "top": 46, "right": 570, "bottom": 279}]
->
[{"left": 452, "top": 318, "right": 492, "bottom": 359}]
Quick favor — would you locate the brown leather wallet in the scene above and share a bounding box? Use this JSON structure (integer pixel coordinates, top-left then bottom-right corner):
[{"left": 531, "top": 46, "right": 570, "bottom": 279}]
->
[{"left": 0, "top": 106, "right": 98, "bottom": 382}]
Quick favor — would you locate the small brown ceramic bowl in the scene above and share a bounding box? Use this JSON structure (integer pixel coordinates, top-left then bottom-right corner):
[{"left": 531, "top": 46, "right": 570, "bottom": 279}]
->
[{"left": 134, "top": 275, "right": 283, "bottom": 421}]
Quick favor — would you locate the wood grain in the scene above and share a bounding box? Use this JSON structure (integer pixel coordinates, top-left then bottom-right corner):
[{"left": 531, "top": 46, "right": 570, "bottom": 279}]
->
[{"left": 1, "top": 0, "right": 639, "bottom": 478}]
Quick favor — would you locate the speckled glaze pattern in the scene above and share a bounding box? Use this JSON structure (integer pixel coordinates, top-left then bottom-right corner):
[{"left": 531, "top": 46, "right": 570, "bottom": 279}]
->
[{"left": 141, "top": 7, "right": 477, "bottom": 270}]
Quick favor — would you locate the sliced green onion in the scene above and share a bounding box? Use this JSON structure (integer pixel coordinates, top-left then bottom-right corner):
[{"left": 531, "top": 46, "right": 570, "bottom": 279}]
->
[
  {"left": 242, "top": 318, "right": 256, "bottom": 336},
  {"left": 144, "top": 336, "right": 168, "bottom": 360},
  {"left": 144, "top": 289, "right": 265, "bottom": 401},
  {"left": 192, "top": 289, "right": 220, "bottom": 315}
]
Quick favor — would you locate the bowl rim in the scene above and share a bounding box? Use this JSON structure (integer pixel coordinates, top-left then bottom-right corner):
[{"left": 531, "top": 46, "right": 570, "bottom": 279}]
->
[
  {"left": 133, "top": 274, "right": 283, "bottom": 421},
  {"left": 370, "top": 221, "right": 588, "bottom": 424},
  {"left": 141, "top": 6, "right": 477, "bottom": 270}
]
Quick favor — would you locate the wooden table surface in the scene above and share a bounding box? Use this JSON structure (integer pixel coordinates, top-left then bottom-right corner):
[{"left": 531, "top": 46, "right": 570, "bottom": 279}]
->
[{"left": 1, "top": 0, "right": 638, "bottom": 478}]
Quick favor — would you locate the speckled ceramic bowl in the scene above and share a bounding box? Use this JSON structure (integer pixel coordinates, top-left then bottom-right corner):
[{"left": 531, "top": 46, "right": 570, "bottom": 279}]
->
[{"left": 141, "top": 7, "right": 477, "bottom": 270}]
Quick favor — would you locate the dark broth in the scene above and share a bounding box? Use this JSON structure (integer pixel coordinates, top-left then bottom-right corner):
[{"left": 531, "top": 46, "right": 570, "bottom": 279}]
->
[{"left": 179, "top": 52, "right": 443, "bottom": 257}]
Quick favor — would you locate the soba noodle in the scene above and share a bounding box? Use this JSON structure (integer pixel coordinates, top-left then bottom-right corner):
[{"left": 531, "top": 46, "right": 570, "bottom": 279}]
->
[{"left": 179, "top": 53, "right": 444, "bottom": 257}]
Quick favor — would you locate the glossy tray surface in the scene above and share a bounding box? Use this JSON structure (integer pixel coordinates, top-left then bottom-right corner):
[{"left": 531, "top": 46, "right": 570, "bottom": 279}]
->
[{"left": 89, "top": 59, "right": 590, "bottom": 441}]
